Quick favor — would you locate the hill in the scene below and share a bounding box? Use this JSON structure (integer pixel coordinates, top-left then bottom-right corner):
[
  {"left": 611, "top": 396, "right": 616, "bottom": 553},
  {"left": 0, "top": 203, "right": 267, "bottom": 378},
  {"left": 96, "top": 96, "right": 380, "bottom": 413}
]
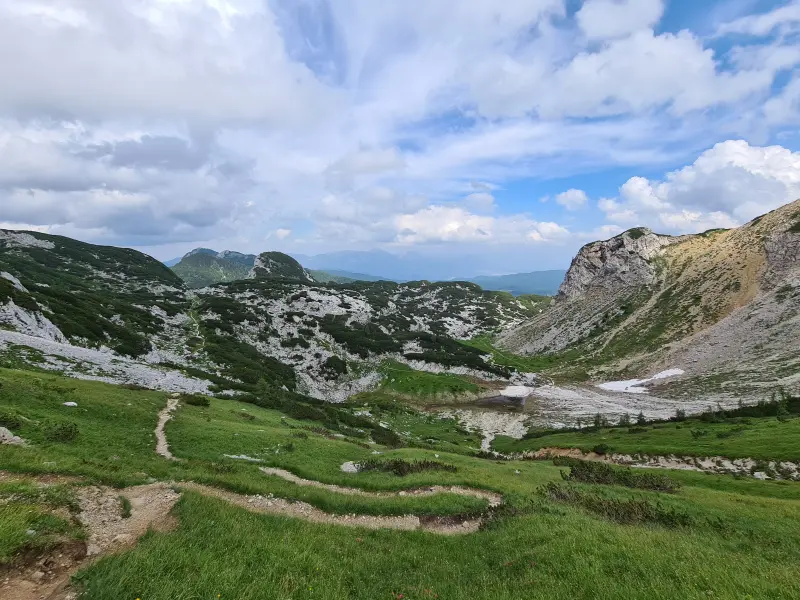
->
[
  {"left": 308, "top": 269, "right": 391, "bottom": 284},
  {"left": 171, "top": 250, "right": 255, "bottom": 288},
  {"left": 498, "top": 200, "right": 800, "bottom": 395},
  {"left": 0, "top": 232, "right": 541, "bottom": 403}
]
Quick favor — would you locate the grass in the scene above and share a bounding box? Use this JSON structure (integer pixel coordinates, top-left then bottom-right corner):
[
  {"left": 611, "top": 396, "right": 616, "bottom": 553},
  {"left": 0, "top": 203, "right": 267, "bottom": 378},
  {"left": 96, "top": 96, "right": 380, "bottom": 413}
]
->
[
  {"left": 74, "top": 488, "right": 800, "bottom": 600},
  {"left": 379, "top": 361, "right": 480, "bottom": 400},
  {"left": 2, "top": 367, "right": 800, "bottom": 599},
  {"left": 0, "top": 480, "right": 83, "bottom": 565},
  {"left": 492, "top": 416, "right": 800, "bottom": 462}
]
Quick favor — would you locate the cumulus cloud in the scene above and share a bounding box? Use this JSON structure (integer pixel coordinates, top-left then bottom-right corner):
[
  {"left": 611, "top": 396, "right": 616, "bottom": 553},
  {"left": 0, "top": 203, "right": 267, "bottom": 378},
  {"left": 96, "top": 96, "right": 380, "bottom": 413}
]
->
[
  {"left": 0, "top": 0, "right": 797, "bottom": 271},
  {"left": 598, "top": 141, "right": 800, "bottom": 233},
  {"left": 576, "top": 0, "right": 664, "bottom": 41},
  {"left": 556, "top": 189, "right": 588, "bottom": 211},
  {"left": 393, "top": 205, "right": 571, "bottom": 245}
]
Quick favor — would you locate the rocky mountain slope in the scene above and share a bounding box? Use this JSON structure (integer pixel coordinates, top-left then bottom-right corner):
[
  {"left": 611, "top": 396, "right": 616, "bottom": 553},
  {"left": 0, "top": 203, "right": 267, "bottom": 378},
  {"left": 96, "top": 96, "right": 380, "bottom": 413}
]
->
[
  {"left": 0, "top": 231, "right": 540, "bottom": 401},
  {"left": 171, "top": 249, "right": 255, "bottom": 288},
  {"left": 499, "top": 200, "right": 800, "bottom": 395}
]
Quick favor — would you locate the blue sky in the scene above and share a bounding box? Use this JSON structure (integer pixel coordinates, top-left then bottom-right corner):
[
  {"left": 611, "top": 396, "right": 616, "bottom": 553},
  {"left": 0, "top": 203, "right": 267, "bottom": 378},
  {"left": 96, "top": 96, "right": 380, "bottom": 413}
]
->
[{"left": 0, "top": 0, "right": 799, "bottom": 274}]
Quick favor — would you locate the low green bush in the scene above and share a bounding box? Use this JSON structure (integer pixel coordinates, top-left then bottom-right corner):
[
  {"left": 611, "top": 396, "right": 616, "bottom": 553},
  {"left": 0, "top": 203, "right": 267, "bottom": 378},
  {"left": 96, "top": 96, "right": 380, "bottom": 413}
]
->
[
  {"left": 358, "top": 458, "right": 457, "bottom": 476},
  {"left": 0, "top": 408, "right": 24, "bottom": 430},
  {"left": 43, "top": 421, "right": 79, "bottom": 442},
  {"left": 370, "top": 426, "right": 404, "bottom": 448},
  {"left": 553, "top": 458, "right": 680, "bottom": 493},
  {"left": 541, "top": 482, "right": 692, "bottom": 527},
  {"left": 182, "top": 394, "right": 210, "bottom": 407}
]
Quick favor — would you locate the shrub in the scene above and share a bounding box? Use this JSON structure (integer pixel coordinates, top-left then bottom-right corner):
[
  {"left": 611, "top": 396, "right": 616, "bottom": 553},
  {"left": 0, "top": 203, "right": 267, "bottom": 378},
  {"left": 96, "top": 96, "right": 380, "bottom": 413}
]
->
[
  {"left": 540, "top": 483, "right": 692, "bottom": 527},
  {"left": 119, "top": 496, "right": 132, "bottom": 519},
  {"left": 321, "top": 356, "right": 348, "bottom": 380},
  {"left": 370, "top": 426, "right": 404, "bottom": 448},
  {"left": 358, "top": 458, "right": 457, "bottom": 476},
  {"left": 553, "top": 458, "right": 680, "bottom": 493},
  {"left": 44, "top": 421, "right": 79, "bottom": 442},
  {"left": 0, "top": 408, "right": 24, "bottom": 430},
  {"left": 591, "top": 443, "right": 610, "bottom": 455},
  {"left": 182, "top": 394, "right": 210, "bottom": 407}
]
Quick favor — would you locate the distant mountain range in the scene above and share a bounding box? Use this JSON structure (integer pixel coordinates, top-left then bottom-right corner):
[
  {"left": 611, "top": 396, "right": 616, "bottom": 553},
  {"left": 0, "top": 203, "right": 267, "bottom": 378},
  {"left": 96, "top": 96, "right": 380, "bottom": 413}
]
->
[
  {"left": 166, "top": 248, "right": 565, "bottom": 295},
  {"left": 465, "top": 271, "right": 566, "bottom": 296}
]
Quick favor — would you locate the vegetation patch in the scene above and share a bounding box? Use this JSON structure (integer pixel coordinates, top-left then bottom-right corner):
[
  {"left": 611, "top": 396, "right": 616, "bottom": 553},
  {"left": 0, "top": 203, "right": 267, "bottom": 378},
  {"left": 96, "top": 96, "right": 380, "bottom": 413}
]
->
[
  {"left": 554, "top": 458, "right": 681, "bottom": 493},
  {"left": 540, "top": 482, "right": 693, "bottom": 528},
  {"left": 181, "top": 394, "right": 211, "bottom": 407},
  {"left": 43, "top": 420, "right": 79, "bottom": 443},
  {"left": 358, "top": 458, "right": 458, "bottom": 477}
]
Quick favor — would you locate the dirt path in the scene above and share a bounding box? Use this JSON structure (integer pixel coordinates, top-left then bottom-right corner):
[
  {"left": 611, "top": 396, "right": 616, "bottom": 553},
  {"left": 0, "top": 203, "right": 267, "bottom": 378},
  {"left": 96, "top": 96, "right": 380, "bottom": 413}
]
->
[
  {"left": 522, "top": 447, "right": 800, "bottom": 480},
  {"left": 1, "top": 470, "right": 496, "bottom": 600},
  {"left": 179, "top": 482, "right": 485, "bottom": 534},
  {"left": 260, "top": 466, "right": 502, "bottom": 506},
  {"left": 155, "top": 394, "right": 180, "bottom": 461},
  {"left": 1, "top": 479, "right": 180, "bottom": 600}
]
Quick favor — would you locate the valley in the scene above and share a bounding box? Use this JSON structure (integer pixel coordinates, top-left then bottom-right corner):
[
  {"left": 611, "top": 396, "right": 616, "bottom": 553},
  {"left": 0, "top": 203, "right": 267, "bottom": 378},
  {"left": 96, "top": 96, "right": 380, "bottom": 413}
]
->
[{"left": 0, "top": 201, "right": 798, "bottom": 599}]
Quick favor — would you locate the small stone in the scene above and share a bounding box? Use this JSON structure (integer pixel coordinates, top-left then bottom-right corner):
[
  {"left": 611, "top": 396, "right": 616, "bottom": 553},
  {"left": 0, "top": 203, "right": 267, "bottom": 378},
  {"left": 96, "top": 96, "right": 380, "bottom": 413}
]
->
[
  {"left": 26, "top": 529, "right": 36, "bottom": 536},
  {"left": 63, "top": 401, "right": 78, "bottom": 407},
  {"left": 30, "top": 571, "right": 45, "bottom": 583},
  {"left": 86, "top": 544, "right": 102, "bottom": 556},
  {"left": 112, "top": 534, "right": 131, "bottom": 544}
]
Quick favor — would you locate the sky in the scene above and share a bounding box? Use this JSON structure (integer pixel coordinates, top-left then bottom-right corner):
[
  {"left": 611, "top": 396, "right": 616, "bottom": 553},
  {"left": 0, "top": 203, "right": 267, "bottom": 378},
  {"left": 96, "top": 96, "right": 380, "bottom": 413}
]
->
[{"left": 1, "top": 0, "right": 800, "bottom": 275}]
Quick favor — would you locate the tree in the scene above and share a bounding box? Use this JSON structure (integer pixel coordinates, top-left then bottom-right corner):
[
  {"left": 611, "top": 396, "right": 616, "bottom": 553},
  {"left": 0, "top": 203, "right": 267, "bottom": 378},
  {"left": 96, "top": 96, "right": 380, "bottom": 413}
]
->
[
  {"left": 618, "top": 413, "right": 631, "bottom": 427},
  {"left": 636, "top": 411, "right": 646, "bottom": 426},
  {"left": 675, "top": 409, "right": 686, "bottom": 422}
]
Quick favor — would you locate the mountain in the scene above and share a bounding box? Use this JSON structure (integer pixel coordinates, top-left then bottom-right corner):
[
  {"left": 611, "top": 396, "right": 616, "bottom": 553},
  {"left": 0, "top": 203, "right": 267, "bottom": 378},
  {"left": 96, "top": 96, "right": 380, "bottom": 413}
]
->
[
  {"left": 465, "top": 270, "right": 565, "bottom": 296},
  {"left": 250, "top": 251, "right": 313, "bottom": 282},
  {"left": 0, "top": 230, "right": 540, "bottom": 402},
  {"left": 308, "top": 269, "right": 391, "bottom": 284},
  {"left": 171, "top": 249, "right": 255, "bottom": 288},
  {"left": 498, "top": 200, "right": 800, "bottom": 394}
]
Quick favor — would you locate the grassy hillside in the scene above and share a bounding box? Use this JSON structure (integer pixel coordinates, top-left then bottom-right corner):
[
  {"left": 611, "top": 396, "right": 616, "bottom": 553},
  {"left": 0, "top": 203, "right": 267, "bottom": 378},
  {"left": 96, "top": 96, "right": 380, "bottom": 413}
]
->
[
  {"left": 171, "top": 251, "right": 252, "bottom": 288},
  {"left": 0, "top": 368, "right": 799, "bottom": 599},
  {"left": 0, "top": 229, "right": 187, "bottom": 357}
]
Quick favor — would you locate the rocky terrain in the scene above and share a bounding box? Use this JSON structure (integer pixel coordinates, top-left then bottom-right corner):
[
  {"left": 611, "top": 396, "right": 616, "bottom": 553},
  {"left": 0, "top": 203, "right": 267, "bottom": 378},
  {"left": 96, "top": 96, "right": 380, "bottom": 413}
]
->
[
  {"left": 0, "top": 230, "right": 540, "bottom": 401},
  {"left": 498, "top": 200, "right": 800, "bottom": 398}
]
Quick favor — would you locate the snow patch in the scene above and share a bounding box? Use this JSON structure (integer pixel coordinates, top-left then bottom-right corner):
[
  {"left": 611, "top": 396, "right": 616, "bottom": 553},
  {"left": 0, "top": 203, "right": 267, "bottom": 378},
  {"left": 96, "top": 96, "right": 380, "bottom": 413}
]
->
[{"left": 597, "top": 369, "right": 685, "bottom": 394}]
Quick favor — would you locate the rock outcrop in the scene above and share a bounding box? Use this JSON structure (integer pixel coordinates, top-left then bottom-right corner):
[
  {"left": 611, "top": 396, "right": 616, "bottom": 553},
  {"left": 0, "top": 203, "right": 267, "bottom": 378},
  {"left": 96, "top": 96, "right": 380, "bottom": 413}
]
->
[
  {"left": 249, "top": 251, "right": 314, "bottom": 282},
  {"left": 557, "top": 228, "right": 680, "bottom": 300},
  {"left": 498, "top": 199, "right": 800, "bottom": 397}
]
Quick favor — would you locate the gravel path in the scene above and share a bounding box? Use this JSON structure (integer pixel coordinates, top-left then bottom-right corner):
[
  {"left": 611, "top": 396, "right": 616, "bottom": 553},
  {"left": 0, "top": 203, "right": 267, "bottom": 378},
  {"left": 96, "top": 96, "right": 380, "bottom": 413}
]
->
[
  {"left": 260, "top": 466, "right": 502, "bottom": 506},
  {"left": 155, "top": 395, "right": 181, "bottom": 461},
  {"left": 179, "top": 481, "right": 486, "bottom": 534}
]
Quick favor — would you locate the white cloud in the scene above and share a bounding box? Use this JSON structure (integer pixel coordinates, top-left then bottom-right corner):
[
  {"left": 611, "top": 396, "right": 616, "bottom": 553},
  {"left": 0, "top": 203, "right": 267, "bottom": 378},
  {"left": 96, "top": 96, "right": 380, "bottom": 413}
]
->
[
  {"left": 715, "top": 1, "right": 800, "bottom": 37},
  {"left": 576, "top": 0, "right": 664, "bottom": 41},
  {"left": 599, "top": 140, "right": 800, "bottom": 233},
  {"left": 275, "top": 228, "right": 292, "bottom": 239},
  {"left": 393, "top": 205, "right": 570, "bottom": 245},
  {"left": 556, "top": 189, "right": 588, "bottom": 211},
  {"left": 0, "top": 0, "right": 797, "bottom": 271}
]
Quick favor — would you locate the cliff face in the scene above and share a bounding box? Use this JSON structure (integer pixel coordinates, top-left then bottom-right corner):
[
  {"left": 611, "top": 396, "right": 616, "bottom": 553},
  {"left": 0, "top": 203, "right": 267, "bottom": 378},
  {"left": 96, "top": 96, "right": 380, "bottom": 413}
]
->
[
  {"left": 497, "top": 200, "right": 800, "bottom": 394},
  {"left": 557, "top": 228, "right": 681, "bottom": 300}
]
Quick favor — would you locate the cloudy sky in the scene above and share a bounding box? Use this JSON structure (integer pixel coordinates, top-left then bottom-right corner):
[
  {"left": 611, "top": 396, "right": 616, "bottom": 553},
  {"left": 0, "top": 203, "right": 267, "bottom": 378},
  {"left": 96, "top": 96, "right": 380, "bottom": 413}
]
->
[{"left": 1, "top": 0, "right": 800, "bottom": 274}]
